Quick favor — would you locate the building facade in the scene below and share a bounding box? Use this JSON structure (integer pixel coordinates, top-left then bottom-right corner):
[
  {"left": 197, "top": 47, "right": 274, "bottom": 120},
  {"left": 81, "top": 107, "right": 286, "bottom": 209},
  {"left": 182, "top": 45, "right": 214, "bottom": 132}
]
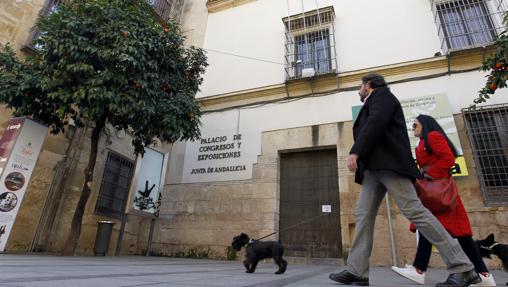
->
[
  {"left": 1, "top": 0, "right": 507, "bottom": 270},
  {"left": 157, "top": 0, "right": 508, "bottom": 268},
  {"left": 0, "top": 0, "right": 186, "bottom": 255}
]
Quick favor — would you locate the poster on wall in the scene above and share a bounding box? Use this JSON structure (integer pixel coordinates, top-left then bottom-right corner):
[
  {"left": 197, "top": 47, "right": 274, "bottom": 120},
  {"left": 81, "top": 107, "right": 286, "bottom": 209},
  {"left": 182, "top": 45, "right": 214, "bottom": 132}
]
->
[
  {"left": 0, "top": 118, "right": 48, "bottom": 251},
  {"left": 126, "top": 147, "right": 168, "bottom": 217},
  {"left": 352, "top": 93, "right": 468, "bottom": 176}
]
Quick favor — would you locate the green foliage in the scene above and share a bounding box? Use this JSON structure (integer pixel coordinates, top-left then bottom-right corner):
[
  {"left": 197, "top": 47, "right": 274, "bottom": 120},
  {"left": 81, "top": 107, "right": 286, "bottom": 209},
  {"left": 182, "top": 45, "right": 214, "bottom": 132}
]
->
[
  {"left": 172, "top": 247, "right": 210, "bottom": 259},
  {"left": 225, "top": 246, "right": 237, "bottom": 261},
  {"left": 476, "top": 11, "right": 508, "bottom": 107},
  {"left": 0, "top": 0, "right": 207, "bottom": 153}
]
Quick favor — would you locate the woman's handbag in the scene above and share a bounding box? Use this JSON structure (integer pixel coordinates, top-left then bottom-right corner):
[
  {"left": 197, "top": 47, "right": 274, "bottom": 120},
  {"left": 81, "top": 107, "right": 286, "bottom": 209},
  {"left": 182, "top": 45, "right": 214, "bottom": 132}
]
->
[{"left": 415, "top": 176, "right": 458, "bottom": 214}]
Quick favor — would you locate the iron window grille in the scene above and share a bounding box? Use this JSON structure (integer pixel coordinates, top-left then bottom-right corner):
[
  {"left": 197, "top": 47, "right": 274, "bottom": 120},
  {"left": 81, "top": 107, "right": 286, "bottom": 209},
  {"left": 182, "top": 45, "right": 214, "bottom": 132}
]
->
[
  {"left": 23, "top": 0, "right": 66, "bottom": 52},
  {"left": 463, "top": 103, "right": 508, "bottom": 206},
  {"left": 283, "top": 6, "right": 338, "bottom": 80},
  {"left": 431, "top": 0, "right": 507, "bottom": 54},
  {"left": 95, "top": 152, "right": 135, "bottom": 219},
  {"left": 148, "top": 0, "right": 186, "bottom": 22},
  {"left": 23, "top": 0, "right": 185, "bottom": 52}
]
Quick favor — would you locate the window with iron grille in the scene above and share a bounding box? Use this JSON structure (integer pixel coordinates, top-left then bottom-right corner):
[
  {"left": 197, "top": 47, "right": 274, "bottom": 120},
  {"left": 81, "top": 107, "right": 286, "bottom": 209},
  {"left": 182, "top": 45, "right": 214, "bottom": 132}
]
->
[
  {"left": 283, "top": 6, "right": 337, "bottom": 80},
  {"left": 431, "top": 0, "right": 507, "bottom": 54},
  {"left": 24, "top": 0, "right": 185, "bottom": 52},
  {"left": 463, "top": 104, "right": 508, "bottom": 206},
  {"left": 95, "top": 152, "right": 135, "bottom": 218},
  {"left": 23, "top": 0, "right": 66, "bottom": 51},
  {"left": 294, "top": 29, "right": 331, "bottom": 78}
]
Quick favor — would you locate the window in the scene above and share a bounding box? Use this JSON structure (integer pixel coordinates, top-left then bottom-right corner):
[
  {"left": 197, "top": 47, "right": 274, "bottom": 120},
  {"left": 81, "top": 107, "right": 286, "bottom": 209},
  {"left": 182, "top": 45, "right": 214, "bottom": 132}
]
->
[
  {"left": 24, "top": 0, "right": 184, "bottom": 51},
  {"left": 148, "top": 0, "right": 186, "bottom": 23},
  {"left": 431, "top": 0, "right": 507, "bottom": 53},
  {"left": 148, "top": 0, "right": 173, "bottom": 22},
  {"left": 283, "top": 6, "right": 337, "bottom": 80},
  {"left": 24, "top": 0, "right": 66, "bottom": 51},
  {"left": 294, "top": 30, "right": 331, "bottom": 78},
  {"left": 463, "top": 104, "right": 508, "bottom": 206},
  {"left": 95, "top": 152, "right": 135, "bottom": 218}
]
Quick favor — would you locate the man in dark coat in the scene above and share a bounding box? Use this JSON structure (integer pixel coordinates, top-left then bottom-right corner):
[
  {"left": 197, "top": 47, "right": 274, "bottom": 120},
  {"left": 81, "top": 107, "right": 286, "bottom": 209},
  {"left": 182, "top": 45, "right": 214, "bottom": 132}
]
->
[{"left": 328, "top": 73, "right": 480, "bottom": 287}]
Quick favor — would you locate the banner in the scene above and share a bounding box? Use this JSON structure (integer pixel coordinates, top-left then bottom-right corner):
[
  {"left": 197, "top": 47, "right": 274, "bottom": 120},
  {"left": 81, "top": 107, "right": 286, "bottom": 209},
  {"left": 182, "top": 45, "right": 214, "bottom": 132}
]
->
[
  {"left": 352, "top": 93, "right": 468, "bottom": 176},
  {"left": 0, "top": 118, "right": 47, "bottom": 251},
  {"left": 126, "top": 147, "right": 168, "bottom": 217}
]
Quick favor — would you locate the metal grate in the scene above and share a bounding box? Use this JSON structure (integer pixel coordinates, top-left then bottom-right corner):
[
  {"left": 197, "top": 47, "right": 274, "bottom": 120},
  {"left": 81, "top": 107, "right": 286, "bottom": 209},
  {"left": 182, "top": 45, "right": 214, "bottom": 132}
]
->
[
  {"left": 430, "top": 0, "right": 507, "bottom": 54},
  {"left": 148, "top": 0, "right": 187, "bottom": 23},
  {"left": 168, "top": 0, "right": 186, "bottom": 23},
  {"left": 463, "top": 103, "right": 508, "bottom": 206},
  {"left": 283, "top": 6, "right": 338, "bottom": 80},
  {"left": 23, "top": 0, "right": 66, "bottom": 51},
  {"left": 24, "top": 0, "right": 181, "bottom": 52},
  {"left": 95, "top": 152, "right": 135, "bottom": 219},
  {"left": 148, "top": 0, "right": 174, "bottom": 22}
]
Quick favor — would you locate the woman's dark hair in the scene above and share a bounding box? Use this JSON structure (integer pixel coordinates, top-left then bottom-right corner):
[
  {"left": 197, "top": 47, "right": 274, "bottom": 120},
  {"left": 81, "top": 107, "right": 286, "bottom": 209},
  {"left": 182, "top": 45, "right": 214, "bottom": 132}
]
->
[
  {"left": 361, "top": 73, "right": 387, "bottom": 89},
  {"left": 416, "top": 114, "right": 459, "bottom": 157}
]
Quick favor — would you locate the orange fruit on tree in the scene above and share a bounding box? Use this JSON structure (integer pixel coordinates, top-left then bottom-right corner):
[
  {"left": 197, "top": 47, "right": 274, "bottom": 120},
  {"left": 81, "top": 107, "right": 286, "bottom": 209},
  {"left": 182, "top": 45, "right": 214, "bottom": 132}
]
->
[{"left": 489, "top": 83, "right": 497, "bottom": 90}]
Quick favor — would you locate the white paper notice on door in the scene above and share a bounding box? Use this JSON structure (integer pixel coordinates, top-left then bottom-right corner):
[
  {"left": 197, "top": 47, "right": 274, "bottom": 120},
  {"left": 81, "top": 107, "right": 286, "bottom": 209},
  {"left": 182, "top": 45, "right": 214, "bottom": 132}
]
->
[{"left": 321, "top": 205, "right": 332, "bottom": 213}]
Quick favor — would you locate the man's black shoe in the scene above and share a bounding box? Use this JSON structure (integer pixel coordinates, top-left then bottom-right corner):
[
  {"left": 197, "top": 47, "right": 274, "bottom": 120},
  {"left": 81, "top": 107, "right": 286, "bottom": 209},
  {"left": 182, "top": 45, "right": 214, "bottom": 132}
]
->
[
  {"left": 329, "top": 270, "right": 369, "bottom": 286},
  {"left": 435, "top": 269, "right": 481, "bottom": 287}
]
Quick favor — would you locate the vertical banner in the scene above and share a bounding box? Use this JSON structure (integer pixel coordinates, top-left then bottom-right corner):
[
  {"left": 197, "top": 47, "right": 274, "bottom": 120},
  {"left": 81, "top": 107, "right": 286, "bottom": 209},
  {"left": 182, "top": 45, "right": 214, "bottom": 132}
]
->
[
  {"left": 126, "top": 147, "right": 168, "bottom": 217},
  {"left": 0, "top": 118, "right": 48, "bottom": 251}
]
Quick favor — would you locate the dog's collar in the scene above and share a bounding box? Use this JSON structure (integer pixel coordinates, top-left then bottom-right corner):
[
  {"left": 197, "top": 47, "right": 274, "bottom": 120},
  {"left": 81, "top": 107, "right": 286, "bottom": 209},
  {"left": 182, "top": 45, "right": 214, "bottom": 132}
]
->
[
  {"left": 246, "top": 239, "right": 255, "bottom": 246},
  {"left": 480, "top": 242, "right": 499, "bottom": 251}
]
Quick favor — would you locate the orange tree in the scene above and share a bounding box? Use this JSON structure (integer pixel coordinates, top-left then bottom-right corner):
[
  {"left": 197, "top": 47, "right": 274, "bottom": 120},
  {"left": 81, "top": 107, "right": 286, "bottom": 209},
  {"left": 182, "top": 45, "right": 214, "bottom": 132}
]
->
[
  {"left": 0, "top": 0, "right": 207, "bottom": 255},
  {"left": 477, "top": 12, "right": 508, "bottom": 106}
]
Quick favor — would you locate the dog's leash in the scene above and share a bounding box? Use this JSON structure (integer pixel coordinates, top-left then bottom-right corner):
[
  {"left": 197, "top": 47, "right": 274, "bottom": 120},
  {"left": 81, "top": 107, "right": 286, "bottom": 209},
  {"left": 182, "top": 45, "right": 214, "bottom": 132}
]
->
[{"left": 254, "top": 208, "right": 340, "bottom": 241}]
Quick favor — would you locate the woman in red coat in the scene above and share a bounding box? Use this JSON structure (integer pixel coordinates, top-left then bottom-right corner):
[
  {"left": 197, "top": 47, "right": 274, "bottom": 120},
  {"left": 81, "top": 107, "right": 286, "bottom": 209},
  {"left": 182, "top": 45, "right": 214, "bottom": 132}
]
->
[{"left": 392, "top": 114, "right": 495, "bottom": 286}]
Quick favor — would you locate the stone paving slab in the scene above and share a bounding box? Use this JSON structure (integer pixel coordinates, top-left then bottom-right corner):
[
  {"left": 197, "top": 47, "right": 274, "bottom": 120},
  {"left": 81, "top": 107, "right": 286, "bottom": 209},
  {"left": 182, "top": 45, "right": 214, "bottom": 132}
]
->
[{"left": 0, "top": 255, "right": 506, "bottom": 286}]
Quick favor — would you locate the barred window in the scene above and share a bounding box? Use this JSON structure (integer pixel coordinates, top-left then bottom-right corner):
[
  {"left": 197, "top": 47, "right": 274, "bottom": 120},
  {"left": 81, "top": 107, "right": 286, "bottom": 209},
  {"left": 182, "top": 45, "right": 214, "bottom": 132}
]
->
[
  {"left": 24, "top": 0, "right": 184, "bottom": 51},
  {"left": 147, "top": 0, "right": 186, "bottom": 22},
  {"left": 283, "top": 6, "right": 337, "bottom": 80},
  {"left": 431, "top": 0, "right": 507, "bottom": 54},
  {"left": 24, "top": 0, "right": 66, "bottom": 51},
  {"left": 463, "top": 104, "right": 508, "bottom": 206},
  {"left": 95, "top": 152, "right": 135, "bottom": 218},
  {"left": 294, "top": 30, "right": 331, "bottom": 78}
]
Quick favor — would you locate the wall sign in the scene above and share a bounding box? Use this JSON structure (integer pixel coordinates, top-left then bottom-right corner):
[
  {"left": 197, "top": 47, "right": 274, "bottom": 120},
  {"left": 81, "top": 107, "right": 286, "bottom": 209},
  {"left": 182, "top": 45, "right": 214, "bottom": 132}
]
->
[{"left": 352, "top": 93, "right": 468, "bottom": 176}]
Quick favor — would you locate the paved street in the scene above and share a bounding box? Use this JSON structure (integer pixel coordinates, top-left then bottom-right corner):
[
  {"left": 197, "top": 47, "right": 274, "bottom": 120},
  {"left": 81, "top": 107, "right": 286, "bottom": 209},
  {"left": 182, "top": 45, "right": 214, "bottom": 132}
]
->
[{"left": 0, "top": 255, "right": 506, "bottom": 286}]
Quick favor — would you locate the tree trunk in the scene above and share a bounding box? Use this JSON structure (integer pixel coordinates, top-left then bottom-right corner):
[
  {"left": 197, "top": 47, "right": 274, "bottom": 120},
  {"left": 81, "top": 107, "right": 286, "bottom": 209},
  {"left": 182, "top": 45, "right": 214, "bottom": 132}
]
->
[
  {"left": 61, "top": 116, "right": 106, "bottom": 256},
  {"left": 36, "top": 122, "right": 88, "bottom": 252}
]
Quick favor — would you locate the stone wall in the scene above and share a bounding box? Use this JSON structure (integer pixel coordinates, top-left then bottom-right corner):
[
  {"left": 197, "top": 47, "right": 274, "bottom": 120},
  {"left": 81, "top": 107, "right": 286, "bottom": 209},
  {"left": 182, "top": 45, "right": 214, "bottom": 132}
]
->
[
  {"left": 41, "top": 125, "right": 163, "bottom": 256},
  {"left": 152, "top": 124, "right": 339, "bottom": 259},
  {"left": 0, "top": 1, "right": 167, "bottom": 256},
  {"left": 155, "top": 117, "right": 507, "bottom": 270},
  {"left": 0, "top": 0, "right": 44, "bottom": 51}
]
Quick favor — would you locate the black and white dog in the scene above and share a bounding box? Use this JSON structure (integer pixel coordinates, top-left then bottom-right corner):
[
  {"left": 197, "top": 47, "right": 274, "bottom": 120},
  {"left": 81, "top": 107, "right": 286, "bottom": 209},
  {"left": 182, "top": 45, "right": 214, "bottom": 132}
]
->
[
  {"left": 231, "top": 233, "right": 287, "bottom": 274},
  {"left": 476, "top": 233, "right": 508, "bottom": 285}
]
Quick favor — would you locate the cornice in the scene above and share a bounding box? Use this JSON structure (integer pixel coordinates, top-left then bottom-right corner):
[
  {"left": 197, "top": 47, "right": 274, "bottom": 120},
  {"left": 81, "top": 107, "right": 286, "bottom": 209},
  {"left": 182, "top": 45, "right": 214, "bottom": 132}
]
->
[
  {"left": 198, "top": 47, "right": 494, "bottom": 112},
  {"left": 206, "top": 0, "right": 256, "bottom": 13}
]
